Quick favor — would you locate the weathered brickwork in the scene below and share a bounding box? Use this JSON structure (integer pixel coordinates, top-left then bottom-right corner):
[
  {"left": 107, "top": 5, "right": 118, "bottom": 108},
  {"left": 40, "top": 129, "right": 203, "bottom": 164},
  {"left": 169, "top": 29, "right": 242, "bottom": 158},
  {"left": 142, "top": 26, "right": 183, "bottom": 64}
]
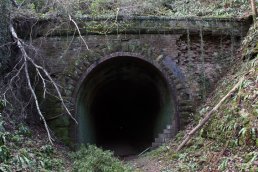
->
[{"left": 27, "top": 17, "right": 250, "bottom": 145}]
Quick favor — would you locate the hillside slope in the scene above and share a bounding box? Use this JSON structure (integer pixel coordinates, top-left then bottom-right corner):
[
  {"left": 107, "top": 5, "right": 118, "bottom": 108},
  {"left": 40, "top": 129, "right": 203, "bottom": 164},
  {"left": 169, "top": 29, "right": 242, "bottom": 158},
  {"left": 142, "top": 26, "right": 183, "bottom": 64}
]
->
[{"left": 132, "top": 21, "right": 258, "bottom": 172}]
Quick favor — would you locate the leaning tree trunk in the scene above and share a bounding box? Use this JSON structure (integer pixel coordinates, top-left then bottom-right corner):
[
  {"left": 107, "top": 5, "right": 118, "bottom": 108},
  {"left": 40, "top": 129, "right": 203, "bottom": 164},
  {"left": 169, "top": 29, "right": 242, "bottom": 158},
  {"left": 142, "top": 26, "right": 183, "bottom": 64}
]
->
[{"left": 0, "top": 0, "right": 11, "bottom": 74}]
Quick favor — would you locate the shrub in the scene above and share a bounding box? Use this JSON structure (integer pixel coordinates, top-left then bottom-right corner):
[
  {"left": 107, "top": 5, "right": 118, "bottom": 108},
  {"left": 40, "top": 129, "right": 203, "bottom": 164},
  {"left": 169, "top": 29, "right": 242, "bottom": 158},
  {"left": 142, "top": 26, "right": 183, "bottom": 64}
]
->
[{"left": 71, "top": 145, "right": 132, "bottom": 172}]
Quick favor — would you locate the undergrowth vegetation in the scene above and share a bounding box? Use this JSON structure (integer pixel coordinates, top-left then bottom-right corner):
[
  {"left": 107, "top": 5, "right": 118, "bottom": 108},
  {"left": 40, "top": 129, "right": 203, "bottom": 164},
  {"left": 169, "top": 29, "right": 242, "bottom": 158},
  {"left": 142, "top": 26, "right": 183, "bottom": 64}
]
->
[
  {"left": 0, "top": 108, "right": 132, "bottom": 171},
  {"left": 71, "top": 145, "right": 132, "bottom": 172},
  {"left": 12, "top": 0, "right": 252, "bottom": 18},
  {"left": 242, "top": 20, "right": 258, "bottom": 60},
  {"left": 0, "top": 109, "right": 66, "bottom": 171},
  {"left": 0, "top": 97, "right": 131, "bottom": 171}
]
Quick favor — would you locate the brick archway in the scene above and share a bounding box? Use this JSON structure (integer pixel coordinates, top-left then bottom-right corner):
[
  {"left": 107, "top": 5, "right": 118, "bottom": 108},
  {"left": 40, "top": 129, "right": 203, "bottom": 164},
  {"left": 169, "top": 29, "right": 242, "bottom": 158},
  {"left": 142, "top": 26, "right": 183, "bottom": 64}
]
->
[{"left": 71, "top": 52, "right": 182, "bottom": 155}]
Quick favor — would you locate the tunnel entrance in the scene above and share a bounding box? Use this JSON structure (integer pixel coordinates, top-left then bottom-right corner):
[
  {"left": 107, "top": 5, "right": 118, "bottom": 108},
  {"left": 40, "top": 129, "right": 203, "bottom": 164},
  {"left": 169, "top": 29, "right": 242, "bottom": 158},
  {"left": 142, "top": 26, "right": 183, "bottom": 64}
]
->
[{"left": 76, "top": 56, "right": 175, "bottom": 156}]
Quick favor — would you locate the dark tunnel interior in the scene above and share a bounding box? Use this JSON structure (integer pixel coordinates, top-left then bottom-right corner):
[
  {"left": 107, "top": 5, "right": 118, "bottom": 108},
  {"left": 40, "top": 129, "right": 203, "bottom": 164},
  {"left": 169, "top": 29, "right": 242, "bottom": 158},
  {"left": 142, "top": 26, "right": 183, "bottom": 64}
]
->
[
  {"left": 91, "top": 75, "right": 161, "bottom": 155},
  {"left": 77, "top": 56, "right": 173, "bottom": 156}
]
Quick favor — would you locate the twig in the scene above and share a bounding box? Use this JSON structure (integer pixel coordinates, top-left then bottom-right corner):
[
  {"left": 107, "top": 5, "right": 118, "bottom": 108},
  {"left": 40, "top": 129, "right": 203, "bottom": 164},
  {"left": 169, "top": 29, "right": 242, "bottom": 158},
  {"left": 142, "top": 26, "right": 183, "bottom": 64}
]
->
[
  {"left": 10, "top": 0, "right": 19, "bottom": 8},
  {"left": 250, "top": 0, "right": 257, "bottom": 21},
  {"left": 36, "top": 68, "right": 46, "bottom": 99},
  {"left": 69, "top": 15, "right": 89, "bottom": 50},
  {"left": 24, "top": 58, "right": 54, "bottom": 144},
  {"left": 24, "top": 56, "right": 78, "bottom": 124},
  {"left": 176, "top": 77, "right": 245, "bottom": 151}
]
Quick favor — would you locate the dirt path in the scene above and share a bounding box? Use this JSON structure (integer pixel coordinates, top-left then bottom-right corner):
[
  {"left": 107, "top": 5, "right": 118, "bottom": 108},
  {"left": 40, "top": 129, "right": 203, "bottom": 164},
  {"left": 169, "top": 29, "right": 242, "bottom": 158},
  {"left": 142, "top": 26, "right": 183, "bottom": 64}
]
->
[{"left": 127, "top": 155, "right": 165, "bottom": 172}]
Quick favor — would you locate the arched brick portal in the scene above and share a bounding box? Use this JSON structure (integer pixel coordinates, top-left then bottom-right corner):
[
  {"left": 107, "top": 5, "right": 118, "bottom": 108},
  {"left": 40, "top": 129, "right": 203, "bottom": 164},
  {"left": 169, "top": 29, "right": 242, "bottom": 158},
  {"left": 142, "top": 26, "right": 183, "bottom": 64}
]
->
[
  {"left": 26, "top": 17, "right": 249, "bottom": 154},
  {"left": 72, "top": 52, "right": 180, "bottom": 155}
]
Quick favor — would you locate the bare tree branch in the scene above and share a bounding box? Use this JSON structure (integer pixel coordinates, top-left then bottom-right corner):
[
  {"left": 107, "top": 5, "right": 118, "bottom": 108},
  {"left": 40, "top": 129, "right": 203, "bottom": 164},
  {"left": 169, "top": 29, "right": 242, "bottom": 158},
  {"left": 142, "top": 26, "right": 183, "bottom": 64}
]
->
[
  {"left": 9, "top": 22, "right": 78, "bottom": 144},
  {"left": 250, "top": 0, "right": 257, "bottom": 20},
  {"left": 9, "top": 23, "right": 54, "bottom": 144},
  {"left": 69, "top": 15, "right": 89, "bottom": 50},
  {"left": 24, "top": 56, "right": 54, "bottom": 144},
  {"left": 5, "top": 0, "right": 85, "bottom": 145},
  {"left": 24, "top": 56, "right": 78, "bottom": 124},
  {"left": 36, "top": 68, "right": 47, "bottom": 99}
]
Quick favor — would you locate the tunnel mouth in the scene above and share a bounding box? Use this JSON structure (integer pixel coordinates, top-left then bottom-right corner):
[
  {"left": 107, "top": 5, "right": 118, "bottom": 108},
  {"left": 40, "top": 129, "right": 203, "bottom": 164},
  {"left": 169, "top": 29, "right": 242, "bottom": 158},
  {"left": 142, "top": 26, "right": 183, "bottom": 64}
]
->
[{"left": 76, "top": 56, "right": 174, "bottom": 156}]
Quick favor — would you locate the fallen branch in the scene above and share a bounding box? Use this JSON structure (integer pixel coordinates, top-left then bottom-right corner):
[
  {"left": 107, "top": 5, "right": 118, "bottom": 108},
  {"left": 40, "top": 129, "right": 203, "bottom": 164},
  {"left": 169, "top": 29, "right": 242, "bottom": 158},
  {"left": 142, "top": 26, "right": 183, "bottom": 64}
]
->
[
  {"left": 176, "top": 76, "right": 245, "bottom": 151},
  {"left": 25, "top": 55, "right": 78, "bottom": 124},
  {"left": 9, "top": 22, "right": 78, "bottom": 144},
  {"left": 10, "top": 23, "right": 54, "bottom": 144}
]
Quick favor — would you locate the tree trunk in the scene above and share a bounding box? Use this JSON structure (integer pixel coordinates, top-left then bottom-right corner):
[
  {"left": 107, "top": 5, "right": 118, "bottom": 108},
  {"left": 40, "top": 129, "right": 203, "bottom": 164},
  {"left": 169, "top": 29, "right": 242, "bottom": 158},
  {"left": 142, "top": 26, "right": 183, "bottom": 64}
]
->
[{"left": 0, "top": 0, "right": 11, "bottom": 74}]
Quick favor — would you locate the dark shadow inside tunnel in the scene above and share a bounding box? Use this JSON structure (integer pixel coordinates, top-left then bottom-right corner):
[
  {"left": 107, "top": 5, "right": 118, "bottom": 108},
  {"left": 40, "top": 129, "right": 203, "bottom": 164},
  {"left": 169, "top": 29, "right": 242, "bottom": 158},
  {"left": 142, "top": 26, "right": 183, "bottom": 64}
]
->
[
  {"left": 76, "top": 56, "right": 174, "bottom": 156},
  {"left": 91, "top": 77, "right": 160, "bottom": 155}
]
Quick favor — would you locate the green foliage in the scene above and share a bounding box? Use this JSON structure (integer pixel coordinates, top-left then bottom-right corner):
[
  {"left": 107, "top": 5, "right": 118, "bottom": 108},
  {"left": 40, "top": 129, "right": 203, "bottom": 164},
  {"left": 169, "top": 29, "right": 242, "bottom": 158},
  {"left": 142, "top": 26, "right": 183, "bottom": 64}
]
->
[
  {"left": 17, "top": 124, "right": 32, "bottom": 137},
  {"left": 0, "top": 101, "right": 5, "bottom": 113},
  {"left": 40, "top": 145, "right": 54, "bottom": 156},
  {"left": 242, "top": 21, "right": 258, "bottom": 60},
  {"left": 76, "top": 0, "right": 249, "bottom": 17},
  {"left": 38, "top": 156, "right": 64, "bottom": 171},
  {"left": 0, "top": 145, "right": 10, "bottom": 162},
  {"left": 0, "top": 111, "right": 64, "bottom": 171},
  {"left": 0, "top": 132, "right": 8, "bottom": 146},
  {"left": 218, "top": 158, "right": 228, "bottom": 171},
  {"left": 240, "top": 152, "right": 258, "bottom": 171},
  {"left": 12, "top": 0, "right": 250, "bottom": 18},
  {"left": 0, "top": 142, "right": 64, "bottom": 171},
  {"left": 13, "top": 151, "right": 33, "bottom": 170},
  {"left": 71, "top": 145, "right": 132, "bottom": 172},
  {"left": 89, "top": 0, "right": 117, "bottom": 17},
  {"left": 0, "top": 145, "right": 64, "bottom": 171}
]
